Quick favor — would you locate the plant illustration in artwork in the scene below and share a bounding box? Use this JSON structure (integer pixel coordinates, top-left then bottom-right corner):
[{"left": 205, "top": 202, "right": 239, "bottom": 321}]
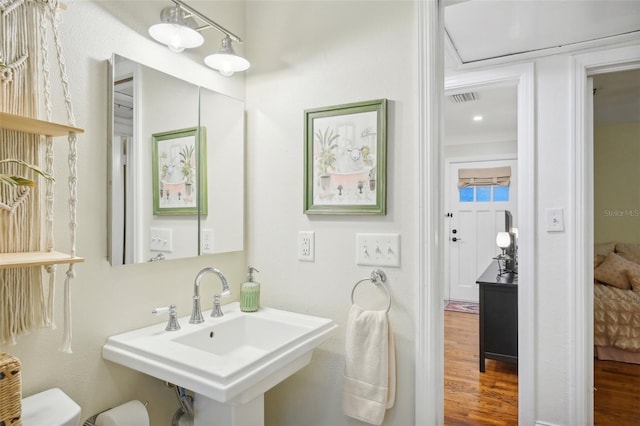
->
[
  {"left": 315, "top": 127, "right": 339, "bottom": 177},
  {"left": 179, "top": 144, "right": 195, "bottom": 184}
]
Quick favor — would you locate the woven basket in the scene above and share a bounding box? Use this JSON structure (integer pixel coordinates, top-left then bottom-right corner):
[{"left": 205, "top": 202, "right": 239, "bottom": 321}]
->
[{"left": 0, "top": 352, "right": 22, "bottom": 426}]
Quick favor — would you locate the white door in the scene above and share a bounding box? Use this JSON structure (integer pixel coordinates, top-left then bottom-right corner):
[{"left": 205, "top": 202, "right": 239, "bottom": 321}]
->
[{"left": 445, "top": 158, "right": 518, "bottom": 302}]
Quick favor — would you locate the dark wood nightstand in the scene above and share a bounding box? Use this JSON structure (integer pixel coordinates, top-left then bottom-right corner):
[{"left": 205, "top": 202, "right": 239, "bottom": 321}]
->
[{"left": 476, "top": 260, "right": 518, "bottom": 373}]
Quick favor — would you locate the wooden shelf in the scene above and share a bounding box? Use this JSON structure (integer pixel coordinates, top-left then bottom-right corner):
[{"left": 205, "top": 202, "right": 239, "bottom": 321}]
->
[
  {"left": 0, "top": 112, "right": 84, "bottom": 136},
  {"left": 0, "top": 251, "right": 85, "bottom": 269},
  {"left": 0, "top": 113, "right": 84, "bottom": 269}
]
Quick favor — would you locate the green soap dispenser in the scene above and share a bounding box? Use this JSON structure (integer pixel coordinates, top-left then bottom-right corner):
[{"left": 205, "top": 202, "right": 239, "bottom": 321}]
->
[{"left": 240, "top": 266, "right": 260, "bottom": 312}]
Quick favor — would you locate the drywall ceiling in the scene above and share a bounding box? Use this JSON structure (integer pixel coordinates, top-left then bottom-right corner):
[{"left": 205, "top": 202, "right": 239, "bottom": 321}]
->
[
  {"left": 444, "top": 85, "right": 517, "bottom": 146},
  {"left": 444, "top": 0, "right": 640, "bottom": 144},
  {"left": 444, "top": 0, "right": 640, "bottom": 67}
]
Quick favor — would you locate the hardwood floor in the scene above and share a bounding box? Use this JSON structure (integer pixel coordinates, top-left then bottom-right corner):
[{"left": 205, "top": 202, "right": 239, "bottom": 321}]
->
[
  {"left": 444, "top": 310, "right": 518, "bottom": 425},
  {"left": 445, "top": 309, "right": 640, "bottom": 425},
  {"left": 594, "top": 358, "right": 640, "bottom": 425}
]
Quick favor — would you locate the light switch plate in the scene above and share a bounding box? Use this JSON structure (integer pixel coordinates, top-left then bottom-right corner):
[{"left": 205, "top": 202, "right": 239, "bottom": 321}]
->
[
  {"left": 356, "top": 233, "right": 400, "bottom": 267},
  {"left": 150, "top": 227, "right": 173, "bottom": 252},
  {"left": 545, "top": 208, "right": 565, "bottom": 232}
]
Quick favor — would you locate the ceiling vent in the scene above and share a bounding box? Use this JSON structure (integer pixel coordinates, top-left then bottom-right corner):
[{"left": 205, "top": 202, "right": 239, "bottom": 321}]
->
[{"left": 449, "top": 92, "right": 479, "bottom": 103}]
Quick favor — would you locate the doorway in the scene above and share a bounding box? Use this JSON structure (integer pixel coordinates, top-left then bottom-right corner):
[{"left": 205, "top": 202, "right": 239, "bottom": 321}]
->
[
  {"left": 572, "top": 49, "right": 640, "bottom": 424},
  {"left": 443, "top": 79, "right": 521, "bottom": 423},
  {"left": 591, "top": 67, "right": 640, "bottom": 424},
  {"left": 444, "top": 157, "right": 517, "bottom": 303},
  {"left": 415, "top": 23, "right": 536, "bottom": 419}
]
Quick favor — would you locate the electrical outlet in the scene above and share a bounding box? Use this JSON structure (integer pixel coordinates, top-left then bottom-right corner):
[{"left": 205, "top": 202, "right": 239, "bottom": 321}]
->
[
  {"left": 149, "top": 227, "right": 173, "bottom": 253},
  {"left": 298, "top": 231, "right": 315, "bottom": 262},
  {"left": 356, "top": 233, "right": 400, "bottom": 267},
  {"left": 201, "top": 229, "right": 214, "bottom": 254}
]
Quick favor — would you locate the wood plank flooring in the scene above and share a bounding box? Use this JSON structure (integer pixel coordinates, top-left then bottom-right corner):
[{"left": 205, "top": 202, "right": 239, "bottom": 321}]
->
[
  {"left": 444, "top": 310, "right": 518, "bottom": 425},
  {"left": 594, "top": 358, "right": 640, "bottom": 425},
  {"left": 445, "top": 310, "right": 640, "bottom": 425}
]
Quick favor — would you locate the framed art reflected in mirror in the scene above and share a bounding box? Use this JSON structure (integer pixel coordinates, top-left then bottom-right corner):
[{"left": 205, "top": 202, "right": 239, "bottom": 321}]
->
[{"left": 152, "top": 127, "right": 208, "bottom": 215}]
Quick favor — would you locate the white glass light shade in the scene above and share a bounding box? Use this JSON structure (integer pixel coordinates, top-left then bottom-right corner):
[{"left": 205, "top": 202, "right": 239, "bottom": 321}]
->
[
  {"left": 149, "top": 23, "right": 204, "bottom": 52},
  {"left": 204, "top": 53, "right": 250, "bottom": 76},
  {"left": 204, "top": 36, "right": 250, "bottom": 76},
  {"left": 511, "top": 227, "right": 519, "bottom": 239},
  {"left": 148, "top": 6, "right": 204, "bottom": 52},
  {"left": 496, "top": 232, "right": 511, "bottom": 249}
]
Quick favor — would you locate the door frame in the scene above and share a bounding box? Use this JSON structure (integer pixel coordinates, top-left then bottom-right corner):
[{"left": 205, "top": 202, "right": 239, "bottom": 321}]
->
[
  {"left": 571, "top": 44, "right": 640, "bottom": 426},
  {"left": 444, "top": 155, "right": 518, "bottom": 303},
  {"left": 415, "top": 0, "right": 536, "bottom": 420}
]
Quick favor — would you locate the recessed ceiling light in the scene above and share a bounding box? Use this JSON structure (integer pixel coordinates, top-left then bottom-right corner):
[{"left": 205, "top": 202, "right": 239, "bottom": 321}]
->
[{"left": 473, "top": 115, "right": 484, "bottom": 122}]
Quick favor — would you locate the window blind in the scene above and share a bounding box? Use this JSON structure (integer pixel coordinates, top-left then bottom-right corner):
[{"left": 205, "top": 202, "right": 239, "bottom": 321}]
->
[{"left": 458, "top": 166, "right": 511, "bottom": 188}]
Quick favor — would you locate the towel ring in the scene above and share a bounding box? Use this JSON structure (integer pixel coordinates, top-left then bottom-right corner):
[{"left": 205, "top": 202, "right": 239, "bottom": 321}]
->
[{"left": 351, "top": 269, "right": 391, "bottom": 313}]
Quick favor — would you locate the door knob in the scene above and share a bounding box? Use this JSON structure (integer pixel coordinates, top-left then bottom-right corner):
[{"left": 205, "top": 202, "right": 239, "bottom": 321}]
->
[{"left": 452, "top": 237, "right": 462, "bottom": 242}]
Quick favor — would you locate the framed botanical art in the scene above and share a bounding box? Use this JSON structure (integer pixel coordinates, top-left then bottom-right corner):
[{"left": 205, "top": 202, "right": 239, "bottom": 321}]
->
[
  {"left": 304, "top": 99, "right": 387, "bottom": 215},
  {"left": 152, "top": 127, "right": 208, "bottom": 215}
]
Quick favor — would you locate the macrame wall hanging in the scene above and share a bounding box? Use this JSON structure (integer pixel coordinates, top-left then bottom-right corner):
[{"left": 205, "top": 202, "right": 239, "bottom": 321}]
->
[{"left": 0, "top": 0, "right": 80, "bottom": 353}]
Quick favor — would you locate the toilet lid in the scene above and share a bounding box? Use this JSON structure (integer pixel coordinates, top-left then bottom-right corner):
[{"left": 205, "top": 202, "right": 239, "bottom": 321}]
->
[{"left": 22, "top": 388, "right": 81, "bottom": 425}]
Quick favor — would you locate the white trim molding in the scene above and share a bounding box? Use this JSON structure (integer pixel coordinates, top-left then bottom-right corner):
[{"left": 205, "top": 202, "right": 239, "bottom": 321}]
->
[
  {"left": 442, "top": 63, "right": 537, "bottom": 425},
  {"left": 416, "top": 0, "right": 444, "bottom": 424},
  {"left": 570, "top": 43, "right": 640, "bottom": 426},
  {"left": 442, "top": 63, "right": 536, "bottom": 425}
]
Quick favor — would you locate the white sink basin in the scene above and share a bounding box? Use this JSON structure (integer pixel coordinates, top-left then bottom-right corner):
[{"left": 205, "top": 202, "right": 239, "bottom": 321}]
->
[{"left": 102, "top": 302, "right": 337, "bottom": 405}]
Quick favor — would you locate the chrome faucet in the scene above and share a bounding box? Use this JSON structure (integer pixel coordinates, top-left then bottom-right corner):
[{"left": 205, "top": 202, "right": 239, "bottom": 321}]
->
[{"left": 189, "top": 267, "right": 231, "bottom": 324}]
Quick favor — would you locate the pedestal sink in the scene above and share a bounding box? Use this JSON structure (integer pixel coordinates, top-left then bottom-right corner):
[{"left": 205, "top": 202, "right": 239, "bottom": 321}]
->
[{"left": 103, "top": 302, "right": 337, "bottom": 426}]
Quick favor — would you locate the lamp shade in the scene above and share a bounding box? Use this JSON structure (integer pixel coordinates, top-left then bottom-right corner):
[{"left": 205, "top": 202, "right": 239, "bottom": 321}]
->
[
  {"left": 204, "top": 36, "right": 250, "bottom": 76},
  {"left": 496, "top": 232, "right": 511, "bottom": 249},
  {"left": 148, "top": 6, "right": 204, "bottom": 52},
  {"left": 149, "top": 23, "right": 204, "bottom": 52}
]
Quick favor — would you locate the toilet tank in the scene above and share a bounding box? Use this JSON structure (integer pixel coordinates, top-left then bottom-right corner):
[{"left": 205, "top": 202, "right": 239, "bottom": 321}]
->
[{"left": 22, "top": 388, "right": 81, "bottom": 426}]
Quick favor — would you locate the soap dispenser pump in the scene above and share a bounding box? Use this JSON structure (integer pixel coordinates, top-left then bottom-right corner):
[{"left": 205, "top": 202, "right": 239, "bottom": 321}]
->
[{"left": 240, "top": 266, "right": 260, "bottom": 312}]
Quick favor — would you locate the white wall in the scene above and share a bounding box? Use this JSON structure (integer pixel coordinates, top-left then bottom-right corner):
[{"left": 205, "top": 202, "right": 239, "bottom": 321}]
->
[
  {"left": 245, "top": 2, "right": 418, "bottom": 425},
  {"left": 444, "top": 140, "right": 517, "bottom": 159},
  {"left": 533, "top": 54, "right": 574, "bottom": 424},
  {"left": 3, "top": 3, "right": 247, "bottom": 425}
]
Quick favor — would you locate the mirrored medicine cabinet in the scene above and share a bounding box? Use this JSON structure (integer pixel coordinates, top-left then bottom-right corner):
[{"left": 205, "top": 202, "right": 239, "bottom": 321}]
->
[{"left": 107, "top": 54, "right": 244, "bottom": 266}]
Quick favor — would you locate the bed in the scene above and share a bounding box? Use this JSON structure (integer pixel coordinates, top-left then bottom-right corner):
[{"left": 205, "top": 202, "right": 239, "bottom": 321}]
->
[{"left": 593, "top": 242, "right": 640, "bottom": 364}]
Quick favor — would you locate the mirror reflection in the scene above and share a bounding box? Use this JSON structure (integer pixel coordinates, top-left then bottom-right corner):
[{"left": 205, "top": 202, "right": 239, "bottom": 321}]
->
[{"left": 108, "top": 54, "right": 244, "bottom": 266}]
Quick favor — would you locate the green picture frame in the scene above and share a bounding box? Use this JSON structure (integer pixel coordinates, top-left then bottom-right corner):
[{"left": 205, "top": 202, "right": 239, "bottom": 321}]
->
[
  {"left": 304, "top": 99, "right": 387, "bottom": 215},
  {"left": 152, "top": 127, "right": 208, "bottom": 215}
]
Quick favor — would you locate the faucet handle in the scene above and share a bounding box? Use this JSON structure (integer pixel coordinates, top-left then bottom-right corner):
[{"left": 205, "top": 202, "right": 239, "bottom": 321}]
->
[{"left": 152, "top": 304, "right": 181, "bottom": 331}]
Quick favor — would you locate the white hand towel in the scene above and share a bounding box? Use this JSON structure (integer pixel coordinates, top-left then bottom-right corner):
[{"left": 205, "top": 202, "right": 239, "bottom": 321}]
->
[{"left": 342, "top": 304, "right": 396, "bottom": 425}]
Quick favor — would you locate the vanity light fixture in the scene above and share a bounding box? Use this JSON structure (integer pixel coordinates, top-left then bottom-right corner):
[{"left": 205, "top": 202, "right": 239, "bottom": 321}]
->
[{"left": 148, "top": 0, "right": 250, "bottom": 76}]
